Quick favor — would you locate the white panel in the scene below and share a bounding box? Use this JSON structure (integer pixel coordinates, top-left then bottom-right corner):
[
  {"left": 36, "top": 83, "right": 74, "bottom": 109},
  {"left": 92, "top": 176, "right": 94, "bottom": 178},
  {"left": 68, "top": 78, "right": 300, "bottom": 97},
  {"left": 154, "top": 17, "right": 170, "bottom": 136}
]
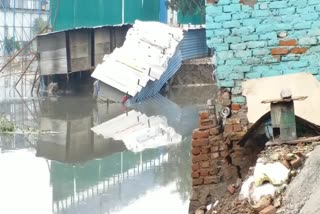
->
[
  {"left": 6, "top": 12, "right": 14, "bottom": 26},
  {"left": 0, "top": 13, "right": 4, "bottom": 26},
  {"left": 15, "top": 13, "right": 23, "bottom": 27}
]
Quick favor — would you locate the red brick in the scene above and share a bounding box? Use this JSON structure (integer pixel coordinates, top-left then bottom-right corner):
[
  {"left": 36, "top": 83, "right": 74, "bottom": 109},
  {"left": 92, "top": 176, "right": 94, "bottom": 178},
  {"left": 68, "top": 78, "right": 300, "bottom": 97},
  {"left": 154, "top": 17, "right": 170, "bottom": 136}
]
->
[
  {"left": 192, "top": 163, "right": 200, "bottom": 171},
  {"left": 200, "top": 119, "right": 214, "bottom": 127},
  {"left": 209, "top": 134, "right": 223, "bottom": 144},
  {"left": 259, "top": 205, "right": 276, "bottom": 214},
  {"left": 211, "top": 152, "right": 220, "bottom": 159},
  {"left": 192, "top": 154, "right": 209, "bottom": 163},
  {"left": 229, "top": 132, "right": 246, "bottom": 141},
  {"left": 203, "top": 176, "right": 221, "bottom": 184},
  {"left": 209, "top": 168, "right": 219, "bottom": 176},
  {"left": 290, "top": 47, "right": 308, "bottom": 54},
  {"left": 200, "top": 169, "right": 209, "bottom": 177},
  {"left": 233, "top": 124, "right": 242, "bottom": 132},
  {"left": 271, "top": 48, "right": 289, "bottom": 55},
  {"left": 201, "top": 161, "right": 210, "bottom": 168},
  {"left": 192, "top": 178, "right": 203, "bottom": 186},
  {"left": 192, "top": 147, "right": 201, "bottom": 155},
  {"left": 209, "top": 127, "right": 220, "bottom": 136},
  {"left": 199, "top": 124, "right": 216, "bottom": 131},
  {"left": 206, "top": 0, "right": 216, "bottom": 5},
  {"left": 219, "top": 143, "right": 228, "bottom": 151},
  {"left": 192, "top": 138, "right": 209, "bottom": 147},
  {"left": 282, "top": 159, "right": 290, "bottom": 169},
  {"left": 199, "top": 111, "right": 209, "bottom": 119},
  {"left": 231, "top": 103, "right": 241, "bottom": 111},
  {"left": 211, "top": 146, "right": 219, "bottom": 152},
  {"left": 220, "top": 150, "right": 229, "bottom": 158},
  {"left": 192, "top": 129, "right": 209, "bottom": 139},
  {"left": 191, "top": 171, "right": 200, "bottom": 179},
  {"left": 227, "top": 184, "right": 235, "bottom": 195},
  {"left": 224, "top": 124, "right": 233, "bottom": 133},
  {"left": 290, "top": 156, "right": 302, "bottom": 169},
  {"left": 279, "top": 39, "right": 297, "bottom": 46},
  {"left": 201, "top": 146, "right": 211, "bottom": 154}
]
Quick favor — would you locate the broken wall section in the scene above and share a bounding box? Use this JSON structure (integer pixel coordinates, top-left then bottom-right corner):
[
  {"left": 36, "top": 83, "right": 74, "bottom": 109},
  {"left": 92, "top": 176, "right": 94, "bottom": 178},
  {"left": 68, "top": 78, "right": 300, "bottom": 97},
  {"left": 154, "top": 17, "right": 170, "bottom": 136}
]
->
[
  {"left": 190, "top": 91, "right": 263, "bottom": 213},
  {"left": 206, "top": 0, "right": 320, "bottom": 104}
]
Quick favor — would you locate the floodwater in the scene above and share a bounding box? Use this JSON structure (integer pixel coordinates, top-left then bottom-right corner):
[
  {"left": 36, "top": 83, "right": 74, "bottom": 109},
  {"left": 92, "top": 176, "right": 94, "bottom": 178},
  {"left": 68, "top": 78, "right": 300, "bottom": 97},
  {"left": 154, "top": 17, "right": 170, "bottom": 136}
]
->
[{"left": 0, "top": 72, "right": 216, "bottom": 214}]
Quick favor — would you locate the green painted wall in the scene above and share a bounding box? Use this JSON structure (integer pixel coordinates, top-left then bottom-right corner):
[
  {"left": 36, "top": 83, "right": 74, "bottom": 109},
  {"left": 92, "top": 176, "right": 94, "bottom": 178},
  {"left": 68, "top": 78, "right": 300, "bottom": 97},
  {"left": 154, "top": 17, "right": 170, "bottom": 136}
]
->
[{"left": 51, "top": 0, "right": 160, "bottom": 31}]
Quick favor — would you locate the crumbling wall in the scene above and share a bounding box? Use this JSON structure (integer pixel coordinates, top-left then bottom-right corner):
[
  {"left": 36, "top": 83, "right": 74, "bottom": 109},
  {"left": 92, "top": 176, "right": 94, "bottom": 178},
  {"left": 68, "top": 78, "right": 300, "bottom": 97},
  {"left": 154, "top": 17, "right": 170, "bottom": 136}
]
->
[
  {"left": 206, "top": 0, "right": 320, "bottom": 104},
  {"left": 189, "top": 91, "right": 263, "bottom": 213}
]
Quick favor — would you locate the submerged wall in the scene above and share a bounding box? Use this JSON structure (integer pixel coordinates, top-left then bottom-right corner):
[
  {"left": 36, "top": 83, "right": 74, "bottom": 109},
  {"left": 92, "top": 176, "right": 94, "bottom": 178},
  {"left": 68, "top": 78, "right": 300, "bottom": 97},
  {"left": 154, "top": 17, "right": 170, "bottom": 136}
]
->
[{"left": 206, "top": 0, "right": 320, "bottom": 104}]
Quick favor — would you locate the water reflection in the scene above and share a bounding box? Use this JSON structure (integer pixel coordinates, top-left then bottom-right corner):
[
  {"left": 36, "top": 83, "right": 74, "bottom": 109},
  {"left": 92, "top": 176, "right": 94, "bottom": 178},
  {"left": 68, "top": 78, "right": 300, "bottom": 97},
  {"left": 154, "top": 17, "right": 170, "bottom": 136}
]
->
[{"left": 0, "top": 73, "right": 216, "bottom": 214}]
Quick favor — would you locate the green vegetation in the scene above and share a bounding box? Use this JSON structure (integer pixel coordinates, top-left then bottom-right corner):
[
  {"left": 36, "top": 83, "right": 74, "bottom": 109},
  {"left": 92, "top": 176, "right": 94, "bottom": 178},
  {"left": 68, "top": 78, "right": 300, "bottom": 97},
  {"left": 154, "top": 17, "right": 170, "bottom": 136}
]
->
[
  {"left": 167, "top": 0, "right": 205, "bottom": 16},
  {"left": 0, "top": 116, "right": 15, "bottom": 133},
  {"left": 32, "top": 17, "right": 49, "bottom": 35}
]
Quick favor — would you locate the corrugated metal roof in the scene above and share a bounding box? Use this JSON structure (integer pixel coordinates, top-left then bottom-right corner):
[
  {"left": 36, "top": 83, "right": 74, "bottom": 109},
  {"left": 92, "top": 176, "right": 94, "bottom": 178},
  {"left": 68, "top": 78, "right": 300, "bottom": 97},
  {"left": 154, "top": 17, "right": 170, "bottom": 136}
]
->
[{"left": 91, "top": 21, "right": 208, "bottom": 102}]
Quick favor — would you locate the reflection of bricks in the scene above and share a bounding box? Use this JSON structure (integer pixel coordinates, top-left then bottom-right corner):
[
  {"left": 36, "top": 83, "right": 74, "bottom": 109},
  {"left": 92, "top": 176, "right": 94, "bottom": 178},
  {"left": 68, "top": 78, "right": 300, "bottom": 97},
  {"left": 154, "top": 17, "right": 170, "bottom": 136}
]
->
[
  {"left": 192, "top": 138, "right": 209, "bottom": 147},
  {"left": 192, "top": 163, "right": 200, "bottom": 171},
  {"left": 192, "top": 129, "right": 209, "bottom": 139},
  {"left": 192, "top": 178, "right": 203, "bottom": 186},
  {"left": 192, "top": 171, "right": 200, "bottom": 179},
  {"left": 200, "top": 118, "right": 214, "bottom": 127},
  {"left": 199, "top": 111, "right": 209, "bottom": 119},
  {"left": 192, "top": 147, "right": 201, "bottom": 155}
]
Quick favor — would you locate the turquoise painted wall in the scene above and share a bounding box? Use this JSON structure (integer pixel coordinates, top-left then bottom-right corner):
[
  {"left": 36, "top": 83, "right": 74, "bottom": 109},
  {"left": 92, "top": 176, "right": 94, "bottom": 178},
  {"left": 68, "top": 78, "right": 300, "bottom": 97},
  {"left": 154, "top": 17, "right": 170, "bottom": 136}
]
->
[{"left": 206, "top": 0, "right": 320, "bottom": 104}]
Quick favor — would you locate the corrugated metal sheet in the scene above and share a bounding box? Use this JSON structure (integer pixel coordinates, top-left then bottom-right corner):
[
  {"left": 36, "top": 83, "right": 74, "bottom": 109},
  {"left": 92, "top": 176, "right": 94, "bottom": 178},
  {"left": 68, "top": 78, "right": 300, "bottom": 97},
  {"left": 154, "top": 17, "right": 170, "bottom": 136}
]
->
[
  {"left": 92, "top": 21, "right": 208, "bottom": 102},
  {"left": 51, "top": 0, "right": 161, "bottom": 31},
  {"left": 92, "top": 21, "right": 184, "bottom": 97},
  {"left": 132, "top": 29, "right": 208, "bottom": 102}
]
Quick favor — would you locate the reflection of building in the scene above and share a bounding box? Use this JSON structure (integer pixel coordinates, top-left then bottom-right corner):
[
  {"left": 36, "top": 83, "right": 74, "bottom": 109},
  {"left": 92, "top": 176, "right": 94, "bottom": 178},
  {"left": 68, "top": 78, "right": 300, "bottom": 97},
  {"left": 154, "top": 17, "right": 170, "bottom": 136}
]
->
[
  {"left": 37, "top": 97, "right": 126, "bottom": 163},
  {"left": 92, "top": 110, "right": 182, "bottom": 153},
  {"left": 51, "top": 150, "right": 169, "bottom": 214},
  {"left": 0, "top": 0, "right": 50, "bottom": 56}
]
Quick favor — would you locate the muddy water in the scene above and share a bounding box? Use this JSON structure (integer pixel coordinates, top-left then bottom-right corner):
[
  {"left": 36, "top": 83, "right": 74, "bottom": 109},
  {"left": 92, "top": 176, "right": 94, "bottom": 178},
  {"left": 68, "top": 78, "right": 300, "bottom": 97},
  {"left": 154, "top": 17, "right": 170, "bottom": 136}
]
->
[{"left": 0, "top": 73, "right": 217, "bottom": 214}]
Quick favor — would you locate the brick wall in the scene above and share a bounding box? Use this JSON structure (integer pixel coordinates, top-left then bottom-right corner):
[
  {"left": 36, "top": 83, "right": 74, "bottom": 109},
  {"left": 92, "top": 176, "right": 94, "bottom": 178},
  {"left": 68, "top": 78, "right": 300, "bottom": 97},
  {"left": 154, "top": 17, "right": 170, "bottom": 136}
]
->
[{"left": 206, "top": 0, "right": 320, "bottom": 104}]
